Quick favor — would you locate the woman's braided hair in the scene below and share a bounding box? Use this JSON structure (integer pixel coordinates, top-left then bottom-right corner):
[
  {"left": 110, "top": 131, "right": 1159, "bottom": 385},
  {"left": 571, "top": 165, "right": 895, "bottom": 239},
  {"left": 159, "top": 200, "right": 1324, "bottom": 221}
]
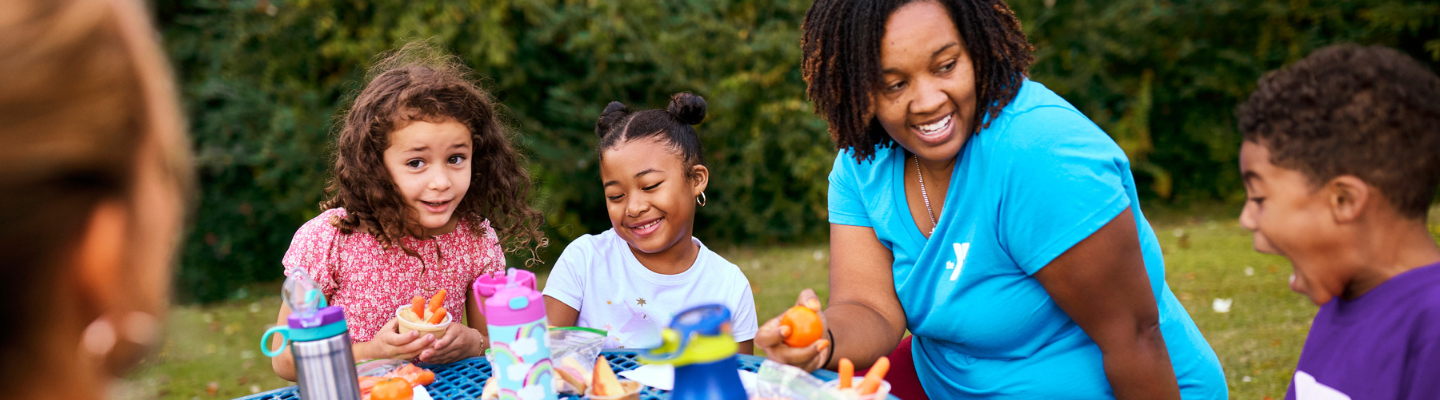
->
[{"left": 801, "top": 0, "right": 1034, "bottom": 161}]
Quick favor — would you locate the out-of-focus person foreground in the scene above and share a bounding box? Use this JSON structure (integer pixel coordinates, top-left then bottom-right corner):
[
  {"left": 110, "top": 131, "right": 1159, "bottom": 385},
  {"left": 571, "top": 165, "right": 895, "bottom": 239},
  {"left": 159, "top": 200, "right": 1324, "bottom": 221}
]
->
[{"left": 0, "top": 0, "right": 193, "bottom": 399}]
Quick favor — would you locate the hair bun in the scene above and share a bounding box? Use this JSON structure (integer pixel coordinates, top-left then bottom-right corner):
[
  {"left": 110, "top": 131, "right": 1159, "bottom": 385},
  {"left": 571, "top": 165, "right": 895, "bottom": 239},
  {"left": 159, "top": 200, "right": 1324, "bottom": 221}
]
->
[
  {"left": 667, "top": 92, "right": 706, "bottom": 126},
  {"left": 596, "top": 101, "right": 630, "bottom": 137}
]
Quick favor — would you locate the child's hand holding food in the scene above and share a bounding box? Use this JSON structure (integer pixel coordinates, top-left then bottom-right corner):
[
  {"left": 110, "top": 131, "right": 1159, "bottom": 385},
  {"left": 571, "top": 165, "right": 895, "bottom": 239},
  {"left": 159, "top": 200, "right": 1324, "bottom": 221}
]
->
[
  {"left": 363, "top": 318, "right": 436, "bottom": 360},
  {"left": 755, "top": 288, "right": 830, "bottom": 372},
  {"left": 417, "top": 321, "right": 488, "bottom": 364}
]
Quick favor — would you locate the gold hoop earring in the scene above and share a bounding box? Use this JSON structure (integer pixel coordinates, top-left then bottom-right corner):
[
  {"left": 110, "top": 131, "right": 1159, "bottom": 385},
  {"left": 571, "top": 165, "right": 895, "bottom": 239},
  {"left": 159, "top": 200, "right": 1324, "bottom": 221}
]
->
[{"left": 696, "top": 192, "right": 707, "bottom": 207}]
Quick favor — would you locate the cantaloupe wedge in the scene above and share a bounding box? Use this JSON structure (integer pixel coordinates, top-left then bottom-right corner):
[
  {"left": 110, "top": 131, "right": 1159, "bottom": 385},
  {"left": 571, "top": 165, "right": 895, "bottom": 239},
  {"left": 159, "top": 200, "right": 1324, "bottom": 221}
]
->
[
  {"left": 591, "top": 355, "right": 623, "bottom": 396},
  {"left": 555, "top": 357, "right": 590, "bottom": 393}
]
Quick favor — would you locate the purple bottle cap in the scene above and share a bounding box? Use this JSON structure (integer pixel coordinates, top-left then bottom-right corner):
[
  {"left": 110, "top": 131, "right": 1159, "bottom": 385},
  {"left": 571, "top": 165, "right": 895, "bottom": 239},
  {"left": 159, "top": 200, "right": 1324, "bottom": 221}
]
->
[
  {"left": 288, "top": 306, "right": 345, "bottom": 329},
  {"left": 484, "top": 286, "right": 546, "bottom": 326}
]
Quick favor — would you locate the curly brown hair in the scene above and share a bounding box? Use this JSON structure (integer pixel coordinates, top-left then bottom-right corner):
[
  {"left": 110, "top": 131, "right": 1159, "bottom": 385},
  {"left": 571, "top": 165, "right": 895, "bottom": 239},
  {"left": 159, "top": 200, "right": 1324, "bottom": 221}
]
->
[
  {"left": 1237, "top": 44, "right": 1440, "bottom": 219},
  {"left": 322, "top": 44, "right": 547, "bottom": 262},
  {"left": 801, "top": 0, "right": 1034, "bottom": 161}
]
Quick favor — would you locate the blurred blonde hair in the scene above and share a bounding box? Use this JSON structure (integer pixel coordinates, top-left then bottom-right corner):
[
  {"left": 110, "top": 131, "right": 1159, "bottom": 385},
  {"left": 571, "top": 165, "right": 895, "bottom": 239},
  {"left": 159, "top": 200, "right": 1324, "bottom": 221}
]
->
[{"left": 0, "top": 0, "right": 190, "bottom": 380}]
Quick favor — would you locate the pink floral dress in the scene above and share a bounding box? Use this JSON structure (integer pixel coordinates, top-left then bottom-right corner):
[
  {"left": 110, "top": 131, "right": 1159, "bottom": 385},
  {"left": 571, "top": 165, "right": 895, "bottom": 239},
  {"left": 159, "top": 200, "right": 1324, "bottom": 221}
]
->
[{"left": 281, "top": 208, "right": 506, "bottom": 342}]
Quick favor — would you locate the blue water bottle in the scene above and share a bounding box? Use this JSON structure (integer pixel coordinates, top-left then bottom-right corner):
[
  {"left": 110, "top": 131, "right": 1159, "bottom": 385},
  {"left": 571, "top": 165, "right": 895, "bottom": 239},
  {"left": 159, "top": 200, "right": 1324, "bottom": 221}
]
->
[
  {"left": 260, "top": 270, "right": 361, "bottom": 400},
  {"left": 639, "top": 304, "right": 747, "bottom": 400}
]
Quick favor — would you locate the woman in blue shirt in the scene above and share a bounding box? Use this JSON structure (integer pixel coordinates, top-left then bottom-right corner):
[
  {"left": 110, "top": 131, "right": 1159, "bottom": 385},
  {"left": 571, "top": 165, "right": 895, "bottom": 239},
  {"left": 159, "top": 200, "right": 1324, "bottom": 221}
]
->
[{"left": 754, "top": 1, "right": 1226, "bottom": 399}]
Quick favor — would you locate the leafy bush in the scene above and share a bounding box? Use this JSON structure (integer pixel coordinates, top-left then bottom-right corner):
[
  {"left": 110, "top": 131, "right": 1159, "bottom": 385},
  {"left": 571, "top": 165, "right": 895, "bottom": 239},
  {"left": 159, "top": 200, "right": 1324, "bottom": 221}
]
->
[
  {"left": 155, "top": 0, "right": 1438, "bottom": 302},
  {"left": 1014, "top": 0, "right": 1439, "bottom": 202}
]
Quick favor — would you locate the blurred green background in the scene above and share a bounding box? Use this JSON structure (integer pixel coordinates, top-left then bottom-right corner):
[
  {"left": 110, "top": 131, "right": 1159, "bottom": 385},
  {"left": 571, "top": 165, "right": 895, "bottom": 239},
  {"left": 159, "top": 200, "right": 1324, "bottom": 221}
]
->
[
  {"left": 128, "top": 0, "right": 1440, "bottom": 398},
  {"left": 152, "top": 0, "right": 1440, "bottom": 303}
]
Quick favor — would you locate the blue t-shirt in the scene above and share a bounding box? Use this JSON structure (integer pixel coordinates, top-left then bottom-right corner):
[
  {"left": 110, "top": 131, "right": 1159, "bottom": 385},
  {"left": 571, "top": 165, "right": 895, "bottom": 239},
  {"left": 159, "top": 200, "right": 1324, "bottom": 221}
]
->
[{"left": 827, "top": 80, "right": 1226, "bottom": 399}]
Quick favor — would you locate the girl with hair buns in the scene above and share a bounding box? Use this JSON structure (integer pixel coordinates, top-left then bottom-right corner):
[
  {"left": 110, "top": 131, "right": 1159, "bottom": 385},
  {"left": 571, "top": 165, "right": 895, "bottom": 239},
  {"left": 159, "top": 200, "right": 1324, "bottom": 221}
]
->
[
  {"left": 542, "top": 93, "right": 759, "bottom": 354},
  {"left": 0, "top": 0, "right": 193, "bottom": 399}
]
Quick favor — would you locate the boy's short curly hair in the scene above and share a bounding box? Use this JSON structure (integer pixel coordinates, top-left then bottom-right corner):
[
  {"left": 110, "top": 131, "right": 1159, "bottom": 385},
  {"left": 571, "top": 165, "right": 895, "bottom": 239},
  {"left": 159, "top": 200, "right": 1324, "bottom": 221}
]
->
[{"left": 1237, "top": 44, "right": 1440, "bottom": 219}]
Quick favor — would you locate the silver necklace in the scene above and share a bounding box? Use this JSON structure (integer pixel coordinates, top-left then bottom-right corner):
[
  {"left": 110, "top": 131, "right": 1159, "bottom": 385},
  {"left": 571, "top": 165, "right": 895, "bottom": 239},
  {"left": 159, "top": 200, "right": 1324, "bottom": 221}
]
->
[{"left": 914, "top": 155, "right": 937, "bottom": 236}]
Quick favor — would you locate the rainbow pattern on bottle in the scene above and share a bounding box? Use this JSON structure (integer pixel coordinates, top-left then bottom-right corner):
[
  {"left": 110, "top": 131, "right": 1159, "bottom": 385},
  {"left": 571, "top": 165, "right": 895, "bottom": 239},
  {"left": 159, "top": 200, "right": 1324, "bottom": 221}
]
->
[
  {"left": 524, "top": 359, "right": 553, "bottom": 387},
  {"left": 517, "top": 320, "right": 545, "bottom": 341},
  {"left": 484, "top": 279, "right": 555, "bottom": 400}
]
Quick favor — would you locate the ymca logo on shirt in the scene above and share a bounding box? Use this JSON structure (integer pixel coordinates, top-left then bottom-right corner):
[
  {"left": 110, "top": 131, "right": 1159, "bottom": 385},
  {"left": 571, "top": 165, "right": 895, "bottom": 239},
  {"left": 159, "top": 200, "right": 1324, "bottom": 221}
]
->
[
  {"left": 1294, "top": 371, "right": 1350, "bottom": 400},
  {"left": 945, "top": 242, "right": 970, "bottom": 281}
]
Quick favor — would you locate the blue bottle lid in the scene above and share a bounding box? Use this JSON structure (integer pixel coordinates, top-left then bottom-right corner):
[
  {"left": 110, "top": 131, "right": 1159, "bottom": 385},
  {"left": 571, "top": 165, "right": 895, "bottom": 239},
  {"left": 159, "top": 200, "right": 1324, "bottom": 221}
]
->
[
  {"left": 670, "top": 304, "right": 730, "bottom": 337},
  {"left": 639, "top": 304, "right": 737, "bottom": 365}
]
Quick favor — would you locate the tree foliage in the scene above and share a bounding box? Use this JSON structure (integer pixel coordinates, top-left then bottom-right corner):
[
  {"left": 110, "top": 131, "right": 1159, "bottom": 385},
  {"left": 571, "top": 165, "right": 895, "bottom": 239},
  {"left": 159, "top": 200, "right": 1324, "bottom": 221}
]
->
[
  {"left": 155, "top": 0, "right": 1438, "bottom": 302},
  {"left": 1014, "top": 0, "right": 1439, "bottom": 201}
]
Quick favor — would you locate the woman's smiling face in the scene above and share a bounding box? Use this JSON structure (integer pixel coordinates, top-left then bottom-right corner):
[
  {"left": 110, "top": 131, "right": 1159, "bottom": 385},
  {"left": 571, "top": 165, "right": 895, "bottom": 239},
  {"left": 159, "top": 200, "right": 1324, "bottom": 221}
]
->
[
  {"left": 600, "top": 137, "right": 708, "bottom": 254},
  {"left": 872, "top": 0, "right": 977, "bottom": 163}
]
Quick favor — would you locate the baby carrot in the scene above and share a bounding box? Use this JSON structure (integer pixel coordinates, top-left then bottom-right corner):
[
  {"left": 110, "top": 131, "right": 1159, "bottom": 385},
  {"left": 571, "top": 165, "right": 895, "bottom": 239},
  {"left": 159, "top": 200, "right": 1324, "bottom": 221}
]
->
[
  {"left": 426, "top": 308, "right": 447, "bottom": 324},
  {"left": 428, "top": 289, "right": 446, "bottom": 313},
  {"left": 857, "top": 356, "right": 889, "bottom": 395},
  {"left": 839, "top": 358, "right": 854, "bottom": 389},
  {"left": 410, "top": 296, "right": 425, "bottom": 318}
]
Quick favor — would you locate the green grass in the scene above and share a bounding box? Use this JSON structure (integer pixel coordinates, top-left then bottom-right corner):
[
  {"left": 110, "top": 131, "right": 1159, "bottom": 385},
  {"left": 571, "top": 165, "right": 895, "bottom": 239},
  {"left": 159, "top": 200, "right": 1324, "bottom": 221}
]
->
[
  {"left": 116, "top": 206, "right": 1440, "bottom": 399},
  {"left": 113, "top": 284, "right": 290, "bottom": 399}
]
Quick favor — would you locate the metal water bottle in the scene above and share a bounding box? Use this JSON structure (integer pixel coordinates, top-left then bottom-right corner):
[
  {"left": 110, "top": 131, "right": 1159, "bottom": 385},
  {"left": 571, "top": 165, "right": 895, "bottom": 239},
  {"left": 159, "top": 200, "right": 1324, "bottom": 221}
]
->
[
  {"left": 479, "top": 268, "right": 556, "bottom": 400},
  {"left": 261, "top": 270, "right": 362, "bottom": 400}
]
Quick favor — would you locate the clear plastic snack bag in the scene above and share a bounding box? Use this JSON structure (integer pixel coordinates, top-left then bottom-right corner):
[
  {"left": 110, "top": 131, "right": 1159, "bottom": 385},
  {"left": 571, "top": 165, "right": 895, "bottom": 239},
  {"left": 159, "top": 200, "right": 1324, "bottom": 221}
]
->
[
  {"left": 355, "top": 359, "right": 436, "bottom": 399},
  {"left": 547, "top": 327, "right": 607, "bottom": 394},
  {"left": 750, "top": 360, "right": 842, "bottom": 400},
  {"left": 481, "top": 326, "right": 605, "bottom": 398}
]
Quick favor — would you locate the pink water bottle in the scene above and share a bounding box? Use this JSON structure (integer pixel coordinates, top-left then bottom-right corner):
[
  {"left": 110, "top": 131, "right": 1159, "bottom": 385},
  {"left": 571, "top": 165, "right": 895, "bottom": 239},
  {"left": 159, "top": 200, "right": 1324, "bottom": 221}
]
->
[{"left": 476, "top": 268, "right": 554, "bottom": 400}]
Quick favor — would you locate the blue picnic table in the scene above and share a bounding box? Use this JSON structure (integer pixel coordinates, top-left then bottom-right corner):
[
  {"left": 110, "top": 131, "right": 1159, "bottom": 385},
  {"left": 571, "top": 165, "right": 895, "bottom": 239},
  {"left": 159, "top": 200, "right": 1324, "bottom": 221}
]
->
[{"left": 237, "top": 350, "right": 899, "bottom": 400}]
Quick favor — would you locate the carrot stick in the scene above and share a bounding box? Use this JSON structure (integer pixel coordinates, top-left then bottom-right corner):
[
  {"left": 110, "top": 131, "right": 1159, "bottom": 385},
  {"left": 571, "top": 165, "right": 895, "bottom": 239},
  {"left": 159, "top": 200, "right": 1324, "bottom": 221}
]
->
[
  {"left": 428, "top": 289, "right": 447, "bottom": 312},
  {"left": 358, "top": 376, "right": 382, "bottom": 394},
  {"left": 857, "top": 356, "right": 889, "bottom": 395},
  {"left": 411, "top": 296, "right": 425, "bottom": 317},
  {"left": 426, "top": 308, "right": 447, "bottom": 324},
  {"left": 839, "top": 358, "right": 854, "bottom": 389}
]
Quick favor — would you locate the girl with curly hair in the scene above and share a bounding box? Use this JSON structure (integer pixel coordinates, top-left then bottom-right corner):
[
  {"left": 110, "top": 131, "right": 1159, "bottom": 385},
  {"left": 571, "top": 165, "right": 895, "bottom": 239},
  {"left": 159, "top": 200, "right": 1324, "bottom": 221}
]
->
[
  {"left": 755, "top": 1, "right": 1226, "bottom": 399},
  {"left": 270, "top": 45, "right": 546, "bottom": 380}
]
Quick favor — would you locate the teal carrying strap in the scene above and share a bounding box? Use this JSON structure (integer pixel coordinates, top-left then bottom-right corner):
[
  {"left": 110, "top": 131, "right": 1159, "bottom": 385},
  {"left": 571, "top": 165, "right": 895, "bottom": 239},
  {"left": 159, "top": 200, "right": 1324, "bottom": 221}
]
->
[
  {"left": 260, "top": 319, "right": 350, "bottom": 357},
  {"left": 260, "top": 290, "right": 348, "bottom": 359}
]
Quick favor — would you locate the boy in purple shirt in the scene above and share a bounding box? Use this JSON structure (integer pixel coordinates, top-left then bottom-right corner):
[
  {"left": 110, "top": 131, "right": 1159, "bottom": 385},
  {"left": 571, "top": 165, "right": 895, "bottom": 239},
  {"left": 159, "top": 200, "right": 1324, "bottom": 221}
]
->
[{"left": 1234, "top": 44, "right": 1440, "bottom": 400}]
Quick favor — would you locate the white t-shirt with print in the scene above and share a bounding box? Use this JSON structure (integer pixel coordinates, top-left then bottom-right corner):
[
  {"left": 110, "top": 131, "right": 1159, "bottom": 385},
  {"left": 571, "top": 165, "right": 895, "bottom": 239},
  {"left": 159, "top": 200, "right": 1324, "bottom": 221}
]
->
[{"left": 542, "top": 229, "right": 758, "bottom": 350}]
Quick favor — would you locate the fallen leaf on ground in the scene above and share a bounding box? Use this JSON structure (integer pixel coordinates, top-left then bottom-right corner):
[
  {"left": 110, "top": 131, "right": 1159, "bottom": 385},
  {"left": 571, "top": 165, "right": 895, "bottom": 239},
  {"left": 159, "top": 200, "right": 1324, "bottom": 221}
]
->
[{"left": 1212, "top": 298, "right": 1233, "bottom": 313}]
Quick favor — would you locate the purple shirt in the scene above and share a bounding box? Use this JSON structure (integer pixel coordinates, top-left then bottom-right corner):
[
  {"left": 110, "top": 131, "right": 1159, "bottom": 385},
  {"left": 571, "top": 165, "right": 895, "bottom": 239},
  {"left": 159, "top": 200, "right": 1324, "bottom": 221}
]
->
[{"left": 1286, "top": 262, "right": 1440, "bottom": 400}]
